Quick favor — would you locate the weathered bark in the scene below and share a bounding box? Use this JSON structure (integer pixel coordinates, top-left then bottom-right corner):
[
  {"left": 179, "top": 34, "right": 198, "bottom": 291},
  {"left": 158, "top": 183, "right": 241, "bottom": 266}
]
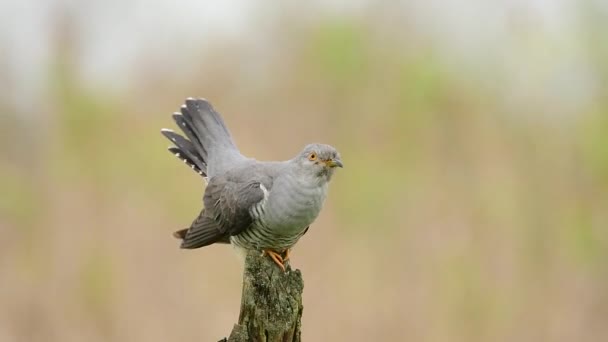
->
[{"left": 220, "top": 250, "right": 304, "bottom": 342}]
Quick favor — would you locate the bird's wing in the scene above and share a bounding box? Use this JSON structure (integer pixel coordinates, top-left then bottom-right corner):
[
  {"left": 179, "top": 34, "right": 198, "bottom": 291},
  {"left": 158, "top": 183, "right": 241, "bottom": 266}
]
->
[
  {"left": 179, "top": 209, "right": 226, "bottom": 248},
  {"left": 178, "top": 172, "right": 269, "bottom": 249},
  {"left": 205, "top": 173, "right": 269, "bottom": 236}
]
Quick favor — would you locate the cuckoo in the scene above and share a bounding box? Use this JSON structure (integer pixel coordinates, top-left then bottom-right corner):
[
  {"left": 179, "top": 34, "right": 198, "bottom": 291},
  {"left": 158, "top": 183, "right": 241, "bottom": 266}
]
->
[{"left": 161, "top": 98, "right": 342, "bottom": 271}]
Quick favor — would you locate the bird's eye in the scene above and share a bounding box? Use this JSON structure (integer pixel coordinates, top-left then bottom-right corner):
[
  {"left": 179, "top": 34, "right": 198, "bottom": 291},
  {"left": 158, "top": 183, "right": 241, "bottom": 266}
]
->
[{"left": 308, "top": 152, "right": 317, "bottom": 161}]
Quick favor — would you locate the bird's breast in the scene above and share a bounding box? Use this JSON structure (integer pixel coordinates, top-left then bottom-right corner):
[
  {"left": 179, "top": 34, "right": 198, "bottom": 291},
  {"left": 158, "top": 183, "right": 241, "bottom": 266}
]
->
[
  {"left": 262, "top": 177, "right": 328, "bottom": 235},
  {"left": 235, "top": 175, "right": 329, "bottom": 251}
]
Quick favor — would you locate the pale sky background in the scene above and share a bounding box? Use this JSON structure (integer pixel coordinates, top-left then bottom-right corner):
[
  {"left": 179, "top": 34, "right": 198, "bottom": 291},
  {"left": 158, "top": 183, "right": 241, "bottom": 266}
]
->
[{"left": 1, "top": 0, "right": 606, "bottom": 116}]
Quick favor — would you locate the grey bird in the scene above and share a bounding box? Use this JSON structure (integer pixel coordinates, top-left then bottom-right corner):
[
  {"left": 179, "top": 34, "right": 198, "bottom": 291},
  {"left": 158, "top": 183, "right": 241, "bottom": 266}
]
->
[{"left": 161, "top": 98, "right": 342, "bottom": 271}]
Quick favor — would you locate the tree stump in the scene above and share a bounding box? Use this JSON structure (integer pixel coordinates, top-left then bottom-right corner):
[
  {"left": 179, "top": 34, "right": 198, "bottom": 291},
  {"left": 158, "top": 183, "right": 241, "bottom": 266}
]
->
[{"left": 220, "top": 250, "right": 304, "bottom": 342}]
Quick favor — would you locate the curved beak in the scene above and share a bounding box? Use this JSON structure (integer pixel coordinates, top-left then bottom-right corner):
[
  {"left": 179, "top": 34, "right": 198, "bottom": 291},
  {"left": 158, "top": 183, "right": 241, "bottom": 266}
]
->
[{"left": 325, "top": 158, "right": 343, "bottom": 168}]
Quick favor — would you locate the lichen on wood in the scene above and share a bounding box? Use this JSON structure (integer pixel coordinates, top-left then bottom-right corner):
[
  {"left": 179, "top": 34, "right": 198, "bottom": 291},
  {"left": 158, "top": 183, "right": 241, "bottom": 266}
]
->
[{"left": 221, "top": 250, "right": 304, "bottom": 342}]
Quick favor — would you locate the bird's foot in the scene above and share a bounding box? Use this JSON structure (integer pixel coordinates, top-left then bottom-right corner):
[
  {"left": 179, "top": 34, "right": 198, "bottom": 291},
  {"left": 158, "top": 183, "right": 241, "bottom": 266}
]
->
[
  {"left": 262, "top": 249, "right": 286, "bottom": 272},
  {"left": 283, "top": 248, "right": 291, "bottom": 261}
]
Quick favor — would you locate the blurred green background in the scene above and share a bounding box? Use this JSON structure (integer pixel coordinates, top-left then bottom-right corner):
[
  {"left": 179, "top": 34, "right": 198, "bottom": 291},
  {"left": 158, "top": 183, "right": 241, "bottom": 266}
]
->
[{"left": 1, "top": 1, "right": 608, "bottom": 341}]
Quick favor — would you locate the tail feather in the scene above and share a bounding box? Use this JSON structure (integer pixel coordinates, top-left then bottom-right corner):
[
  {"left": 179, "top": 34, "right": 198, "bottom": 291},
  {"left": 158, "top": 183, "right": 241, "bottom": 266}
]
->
[
  {"left": 167, "top": 147, "right": 205, "bottom": 176},
  {"left": 183, "top": 98, "right": 235, "bottom": 151},
  {"left": 162, "top": 98, "right": 241, "bottom": 178},
  {"left": 172, "top": 113, "right": 208, "bottom": 161},
  {"left": 173, "top": 228, "right": 188, "bottom": 239},
  {"left": 161, "top": 129, "right": 207, "bottom": 175}
]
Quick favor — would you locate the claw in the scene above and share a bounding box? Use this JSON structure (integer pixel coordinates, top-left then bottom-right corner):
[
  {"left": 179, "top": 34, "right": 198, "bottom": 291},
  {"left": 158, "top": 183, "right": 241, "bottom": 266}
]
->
[{"left": 263, "top": 249, "right": 286, "bottom": 272}]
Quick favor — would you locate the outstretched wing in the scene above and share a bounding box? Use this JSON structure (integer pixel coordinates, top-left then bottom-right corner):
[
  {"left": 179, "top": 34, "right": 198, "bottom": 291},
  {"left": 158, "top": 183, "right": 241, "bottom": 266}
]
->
[{"left": 178, "top": 174, "right": 268, "bottom": 249}]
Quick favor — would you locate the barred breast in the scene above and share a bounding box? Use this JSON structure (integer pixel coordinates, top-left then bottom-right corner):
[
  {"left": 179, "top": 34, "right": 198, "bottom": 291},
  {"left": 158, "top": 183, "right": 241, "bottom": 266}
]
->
[{"left": 231, "top": 172, "right": 328, "bottom": 251}]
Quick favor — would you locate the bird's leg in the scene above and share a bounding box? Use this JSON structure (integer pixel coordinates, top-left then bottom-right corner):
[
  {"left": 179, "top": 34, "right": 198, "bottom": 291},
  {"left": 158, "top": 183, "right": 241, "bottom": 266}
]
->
[
  {"left": 283, "top": 248, "right": 291, "bottom": 261},
  {"left": 262, "top": 249, "right": 286, "bottom": 272}
]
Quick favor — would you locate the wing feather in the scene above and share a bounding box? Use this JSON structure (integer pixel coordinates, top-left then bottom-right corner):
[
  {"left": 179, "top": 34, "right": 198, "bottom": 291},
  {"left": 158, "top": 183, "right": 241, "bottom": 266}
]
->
[
  {"left": 176, "top": 173, "right": 270, "bottom": 249},
  {"left": 204, "top": 176, "right": 267, "bottom": 237},
  {"left": 179, "top": 209, "right": 224, "bottom": 249}
]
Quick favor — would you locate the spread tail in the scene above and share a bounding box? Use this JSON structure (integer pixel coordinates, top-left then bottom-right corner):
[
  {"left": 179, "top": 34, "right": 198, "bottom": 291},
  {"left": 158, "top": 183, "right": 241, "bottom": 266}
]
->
[{"left": 161, "top": 98, "right": 238, "bottom": 178}]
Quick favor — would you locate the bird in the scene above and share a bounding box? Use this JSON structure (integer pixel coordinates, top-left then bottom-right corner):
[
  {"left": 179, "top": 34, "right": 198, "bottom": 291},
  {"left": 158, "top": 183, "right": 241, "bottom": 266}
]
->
[{"left": 161, "top": 98, "right": 342, "bottom": 271}]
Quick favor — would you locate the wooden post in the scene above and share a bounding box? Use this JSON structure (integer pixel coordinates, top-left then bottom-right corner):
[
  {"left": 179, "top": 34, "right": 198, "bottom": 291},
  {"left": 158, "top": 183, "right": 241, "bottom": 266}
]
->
[{"left": 220, "top": 250, "right": 304, "bottom": 342}]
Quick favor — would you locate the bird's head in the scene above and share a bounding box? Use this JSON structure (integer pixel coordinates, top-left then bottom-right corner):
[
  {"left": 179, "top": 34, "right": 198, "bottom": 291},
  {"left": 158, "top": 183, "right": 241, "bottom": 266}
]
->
[{"left": 295, "top": 143, "right": 343, "bottom": 182}]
